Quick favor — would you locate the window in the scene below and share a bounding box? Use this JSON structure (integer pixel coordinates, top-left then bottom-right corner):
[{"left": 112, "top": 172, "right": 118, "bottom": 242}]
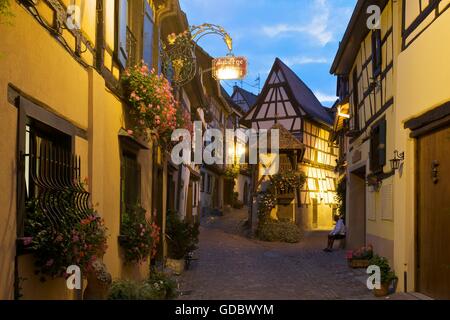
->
[
  {"left": 24, "top": 119, "right": 72, "bottom": 199},
  {"left": 370, "top": 119, "right": 387, "bottom": 173},
  {"left": 117, "top": 0, "right": 146, "bottom": 69},
  {"left": 372, "top": 29, "right": 382, "bottom": 77},
  {"left": 206, "top": 174, "right": 212, "bottom": 194},
  {"left": 14, "top": 91, "right": 85, "bottom": 238},
  {"left": 120, "top": 150, "right": 141, "bottom": 217},
  {"left": 337, "top": 76, "right": 349, "bottom": 99},
  {"left": 352, "top": 68, "right": 359, "bottom": 131},
  {"left": 117, "top": 0, "right": 129, "bottom": 68},
  {"left": 142, "top": 1, "right": 154, "bottom": 67},
  {"left": 200, "top": 172, "right": 205, "bottom": 192}
]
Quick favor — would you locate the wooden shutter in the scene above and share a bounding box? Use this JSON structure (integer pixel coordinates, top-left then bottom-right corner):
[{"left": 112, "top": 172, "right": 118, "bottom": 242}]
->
[
  {"left": 143, "top": 1, "right": 154, "bottom": 67},
  {"left": 352, "top": 69, "right": 359, "bottom": 130},
  {"left": 372, "top": 30, "right": 382, "bottom": 77},
  {"left": 378, "top": 119, "right": 387, "bottom": 168},
  {"left": 117, "top": 0, "right": 128, "bottom": 68}
]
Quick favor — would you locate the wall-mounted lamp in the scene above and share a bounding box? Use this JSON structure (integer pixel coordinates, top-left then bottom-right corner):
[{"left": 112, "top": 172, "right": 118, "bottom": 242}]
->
[
  {"left": 337, "top": 103, "right": 350, "bottom": 119},
  {"left": 390, "top": 150, "right": 405, "bottom": 172}
]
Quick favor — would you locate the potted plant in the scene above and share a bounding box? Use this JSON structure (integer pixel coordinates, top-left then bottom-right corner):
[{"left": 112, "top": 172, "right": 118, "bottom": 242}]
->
[
  {"left": 347, "top": 245, "right": 374, "bottom": 268},
  {"left": 165, "top": 213, "right": 199, "bottom": 274},
  {"left": 118, "top": 206, "right": 161, "bottom": 265},
  {"left": 369, "top": 255, "right": 398, "bottom": 297}
]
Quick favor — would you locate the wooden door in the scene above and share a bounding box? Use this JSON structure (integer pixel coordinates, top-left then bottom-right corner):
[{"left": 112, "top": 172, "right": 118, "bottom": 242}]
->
[
  {"left": 186, "top": 182, "right": 193, "bottom": 223},
  {"left": 312, "top": 198, "right": 318, "bottom": 229},
  {"left": 417, "top": 126, "right": 450, "bottom": 299}
]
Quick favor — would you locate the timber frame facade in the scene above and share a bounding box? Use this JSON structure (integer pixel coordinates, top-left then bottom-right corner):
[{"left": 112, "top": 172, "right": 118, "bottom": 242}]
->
[
  {"left": 245, "top": 58, "right": 338, "bottom": 231},
  {"left": 331, "top": 0, "right": 450, "bottom": 299}
]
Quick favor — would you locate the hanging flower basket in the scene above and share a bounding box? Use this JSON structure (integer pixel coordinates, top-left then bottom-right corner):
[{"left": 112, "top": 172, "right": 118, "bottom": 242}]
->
[
  {"left": 276, "top": 193, "right": 295, "bottom": 205},
  {"left": 121, "top": 62, "right": 192, "bottom": 147}
]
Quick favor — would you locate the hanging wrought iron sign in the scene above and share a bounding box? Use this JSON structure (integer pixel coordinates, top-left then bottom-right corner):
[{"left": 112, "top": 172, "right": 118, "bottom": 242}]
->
[
  {"left": 162, "top": 23, "right": 245, "bottom": 87},
  {"left": 212, "top": 56, "right": 248, "bottom": 81}
]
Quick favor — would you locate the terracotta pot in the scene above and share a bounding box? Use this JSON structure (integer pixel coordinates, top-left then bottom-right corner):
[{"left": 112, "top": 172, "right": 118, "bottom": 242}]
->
[
  {"left": 373, "top": 282, "right": 391, "bottom": 297},
  {"left": 83, "top": 261, "right": 112, "bottom": 300},
  {"left": 166, "top": 258, "right": 185, "bottom": 275},
  {"left": 84, "top": 274, "right": 111, "bottom": 300}
]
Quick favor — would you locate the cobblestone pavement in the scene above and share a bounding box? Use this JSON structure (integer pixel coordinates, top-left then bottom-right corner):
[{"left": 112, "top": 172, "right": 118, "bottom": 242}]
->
[{"left": 176, "top": 208, "right": 382, "bottom": 300}]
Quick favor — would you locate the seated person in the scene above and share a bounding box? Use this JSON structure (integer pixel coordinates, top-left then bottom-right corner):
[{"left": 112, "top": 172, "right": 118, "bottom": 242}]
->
[{"left": 324, "top": 215, "right": 346, "bottom": 252}]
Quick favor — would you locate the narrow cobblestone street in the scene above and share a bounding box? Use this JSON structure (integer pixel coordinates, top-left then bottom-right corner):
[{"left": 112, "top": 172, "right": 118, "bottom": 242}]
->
[{"left": 177, "top": 208, "right": 377, "bottom": 300}]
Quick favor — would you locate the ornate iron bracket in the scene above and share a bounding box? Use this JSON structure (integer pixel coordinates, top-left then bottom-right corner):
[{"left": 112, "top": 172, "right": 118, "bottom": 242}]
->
[{"left": 161, "top": 23, "right": 234, "bottom": 87}]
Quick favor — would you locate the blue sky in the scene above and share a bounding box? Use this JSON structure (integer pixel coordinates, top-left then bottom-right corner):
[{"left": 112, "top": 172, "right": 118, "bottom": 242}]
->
[{"left": 179, "top": 0, "right": 357, "bottom": 107}]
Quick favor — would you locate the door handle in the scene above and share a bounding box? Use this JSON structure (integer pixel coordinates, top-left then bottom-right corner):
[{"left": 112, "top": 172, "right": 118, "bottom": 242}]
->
[{"left": 432, "top": 160, "right": 439, "bottom": 184}]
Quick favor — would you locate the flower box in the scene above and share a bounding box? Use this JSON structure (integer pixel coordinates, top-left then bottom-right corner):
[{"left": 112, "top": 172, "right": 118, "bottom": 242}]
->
[
  {"left": 348, "top": 258, "right": 370, "bottom": 269},
  {"left": 276, "top": 193, "right": 295, "bottom": 205},
  {"left": 347, "top": 246, "right": 373, "bottom": 268}
]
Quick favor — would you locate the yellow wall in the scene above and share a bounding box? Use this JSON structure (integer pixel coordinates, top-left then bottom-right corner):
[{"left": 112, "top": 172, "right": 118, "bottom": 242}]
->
[
  {"left": 0, "top": 0, "right": 161, "bottom": 299},
  {"left": 344, "top": 0, "right": 397, "bottom": 255},
  {"left": 395, "top": 5, "right": 450, "bottom": 293}
]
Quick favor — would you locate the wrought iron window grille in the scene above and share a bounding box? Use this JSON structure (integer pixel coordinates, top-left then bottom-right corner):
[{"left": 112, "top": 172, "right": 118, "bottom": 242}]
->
[
  {"left": 126, "top": 26, "right": 138, "bottom": 68},
  {"left": 21, "top": 142, "right": 91, "bottom": 233}
]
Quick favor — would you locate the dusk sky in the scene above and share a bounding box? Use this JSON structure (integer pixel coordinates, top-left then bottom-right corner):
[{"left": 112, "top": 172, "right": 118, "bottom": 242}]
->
[{"left": 180, "top": 0, "right": 357, "bottom": 107}]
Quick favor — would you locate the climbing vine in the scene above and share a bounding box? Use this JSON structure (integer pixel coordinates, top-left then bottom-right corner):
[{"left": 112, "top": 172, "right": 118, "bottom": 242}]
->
[
  {"left": 335, "top": 178, "right": 346, "bottom": 217},
  {"left": 0, "top": 0, "right": 12, "bottom": 24}
]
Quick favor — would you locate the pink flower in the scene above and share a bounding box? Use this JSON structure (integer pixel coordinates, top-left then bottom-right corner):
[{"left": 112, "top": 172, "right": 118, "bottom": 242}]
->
[
  {"left": 46, "top": 259, "right": 54, "bottom": 267},
  {"left": 22, "top": 237, "right": 33, "bottom": 246},
  {"left": 72, "top": 235, "right": 80, "bottom": 242}
]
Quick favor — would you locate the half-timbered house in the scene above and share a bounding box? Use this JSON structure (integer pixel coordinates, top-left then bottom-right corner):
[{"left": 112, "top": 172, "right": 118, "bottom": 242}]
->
[
  {"left": 244, "top": 58, "right": 338, "bottom": 230},
  {"left": 231, "top": 86, "right": 258, "bottom": 114},
  {"left": 331, "top": 0, "right": 450, "bottom": 298},
  {"left": 330, "top": 0, "right": 396, "bottom": 265}
]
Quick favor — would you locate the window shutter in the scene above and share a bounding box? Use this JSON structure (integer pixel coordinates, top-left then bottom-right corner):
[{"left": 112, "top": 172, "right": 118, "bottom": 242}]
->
[
  {"left": 372, "top": 30, "right": 382, "bottom": 76},
  {"left": 136, "top": 162, "right": 142, "bottom": 204},
  {"left": 117, "top": 0, "right": 128, "bottom": 68},
  {"left": 143, "top": 1, "right": 154, "bottom": 67},
  {"left": 379, "top": 119, "right": 387, "bottom": 168}
]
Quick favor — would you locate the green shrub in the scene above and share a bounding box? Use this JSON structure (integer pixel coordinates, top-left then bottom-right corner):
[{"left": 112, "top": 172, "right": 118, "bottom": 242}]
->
[
  {"left": 257, "top": 220, "right": 301, "bottom": 243},
  {"left": 108, "top": 272, "right": 178, "bottom": 300},
  {"left": 108, "top": 280, "right": 141, "bottom": 300},
  {"left": 369, "top": 255, "right": 397, "bottom": 284},
  {"left": 145, "top": 271, "right": 178, "bottom": 300},
  {"left": 0, "top": 0, "right": 12, "bottom": 24},
  {"left": 166, "top": 213, "right": 199, "bottom": 260}
]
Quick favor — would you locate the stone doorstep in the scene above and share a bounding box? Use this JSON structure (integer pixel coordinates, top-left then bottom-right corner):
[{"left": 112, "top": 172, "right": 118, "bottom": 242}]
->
[{"left": 406, "top": 292, "right": 434, "bottom": 300}]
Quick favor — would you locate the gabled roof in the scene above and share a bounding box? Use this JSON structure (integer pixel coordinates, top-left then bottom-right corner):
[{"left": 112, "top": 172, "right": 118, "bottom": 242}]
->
[
  {"left": 221, "top": 86, "right": 244, "bottom": 115},
  {"left": 269, "top": 123, "right": 305, "bottom": 150},
  {"left": 330, "top": 0, "right": 388, "bottom": 75},
  {"left": 232, "top": 86, "right": 258, "bottom": 111},
  {"left": 275, "top": 58, "right": 334, "bottom": 125}
]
